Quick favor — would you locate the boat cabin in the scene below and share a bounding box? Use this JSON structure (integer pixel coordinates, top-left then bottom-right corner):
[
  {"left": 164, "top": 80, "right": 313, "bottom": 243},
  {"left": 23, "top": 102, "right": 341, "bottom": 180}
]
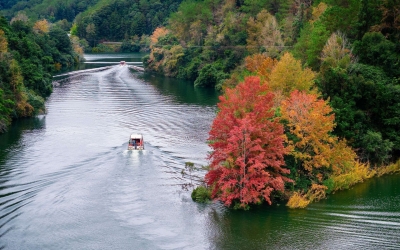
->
[{"left": 128, "top": 134, "right": 144, "bottom": 150}]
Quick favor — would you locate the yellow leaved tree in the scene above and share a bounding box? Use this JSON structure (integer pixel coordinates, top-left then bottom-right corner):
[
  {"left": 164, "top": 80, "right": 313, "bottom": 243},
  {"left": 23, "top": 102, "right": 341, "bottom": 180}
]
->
[
  {"left": 0, "top": 29, "right": 7, "bottom": 54},
  {"left": 33, "top": 19, "right": 50, "bottom": 33},
  {"left": 269, "top": 52, "right": 316, "bottom": 96},
  {"left": 281, "top": 90, "right": 336, "bottom": 176}
]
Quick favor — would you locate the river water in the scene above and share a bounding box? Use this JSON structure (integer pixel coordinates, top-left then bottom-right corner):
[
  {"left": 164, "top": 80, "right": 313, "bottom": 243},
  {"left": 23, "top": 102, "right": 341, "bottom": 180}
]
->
[{"left": 0, "top": 54, "right": 399, "bottom": 249}]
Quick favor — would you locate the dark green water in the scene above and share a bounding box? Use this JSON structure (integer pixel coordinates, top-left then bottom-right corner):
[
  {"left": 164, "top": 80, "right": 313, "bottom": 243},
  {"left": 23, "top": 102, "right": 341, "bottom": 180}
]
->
[{"left": 0, "top": 53, "right": 399, "bottom": 249}]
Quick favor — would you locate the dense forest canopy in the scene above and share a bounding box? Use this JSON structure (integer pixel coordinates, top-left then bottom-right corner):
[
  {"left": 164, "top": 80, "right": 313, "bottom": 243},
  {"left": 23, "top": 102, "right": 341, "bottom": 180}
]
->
[
  {"left": 1, "top": 0, "right": 97, "bottom": 22},
  {"left": 0, "top": 15, "right": 79, "bottom": 133},
  {"left": 1, "top": 0, "right": 184, "bottom": 51},
  {"left": 142, "top": 0, "right": 399, "bottom": 208},
  {"left": 73, "top": 0, "right": 183, "bottom": 46}
]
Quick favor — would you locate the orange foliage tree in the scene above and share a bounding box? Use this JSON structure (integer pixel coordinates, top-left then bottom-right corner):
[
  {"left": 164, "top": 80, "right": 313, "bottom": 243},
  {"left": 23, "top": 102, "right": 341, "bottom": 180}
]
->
[
  {"left": 148, "top": 27, "right": 169, "bottom": 71},
  {"left": 244, "top": 54, "right": 277, "bottom": 81},
  {"left": 281, "top": 90, "right": 335, "bottom": 173},
  {"left": 150, "top": 27, "right": 169, "bottom": 47},
  {"left": 281, "top": 90, "right": 356, "bottom": 181},
  {"left": 205, "top": 76, "right": 291, "bottom": 209}
]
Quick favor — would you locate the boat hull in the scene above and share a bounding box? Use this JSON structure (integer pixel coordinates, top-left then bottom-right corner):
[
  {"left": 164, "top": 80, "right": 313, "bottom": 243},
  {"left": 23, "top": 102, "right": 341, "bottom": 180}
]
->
[{"left": 127, "top": 145, "right": 144, "bottom": 150}]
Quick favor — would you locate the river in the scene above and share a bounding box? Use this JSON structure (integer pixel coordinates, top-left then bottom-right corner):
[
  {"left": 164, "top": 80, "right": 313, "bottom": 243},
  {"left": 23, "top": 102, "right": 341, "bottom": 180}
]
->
[{"left": 0, "top": 53, "right": 399, "bottom": 249}]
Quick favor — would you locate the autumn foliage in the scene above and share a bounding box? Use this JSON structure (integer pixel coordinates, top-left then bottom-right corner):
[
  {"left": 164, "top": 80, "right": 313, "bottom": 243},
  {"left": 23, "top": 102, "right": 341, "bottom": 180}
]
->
[
  {"left": 205, "top": 76, "right": 291, "bottom": 209},
  {"left": 150, "top": 27, "right": 169, "bottom": 47},
  {"left": 33, "top": 19, "right": 50, "bottom": 33},
  {"left": 207, "top": 52, "right": 366, "bottom": 209},
  {"left": 281, "top": 90, "right": 336, "bottom": 173},
  {"left": 281, "top": 90, "right": 357, "bottom": 184},
  {"left": 245, "top": 54, "right": 277, "bottom": 81},
  {"left": 0, "top": 29, "right": 7, "bottom": 54},
  {"left": 269, "top": 52, "right": 316, "bottom": 97}
]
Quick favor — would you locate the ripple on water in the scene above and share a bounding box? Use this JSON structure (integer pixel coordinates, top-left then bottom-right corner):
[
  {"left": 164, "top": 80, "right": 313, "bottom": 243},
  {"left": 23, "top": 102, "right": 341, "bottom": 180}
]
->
[{"left": 2, "top": 63, "right": 400, "bottom": 249}]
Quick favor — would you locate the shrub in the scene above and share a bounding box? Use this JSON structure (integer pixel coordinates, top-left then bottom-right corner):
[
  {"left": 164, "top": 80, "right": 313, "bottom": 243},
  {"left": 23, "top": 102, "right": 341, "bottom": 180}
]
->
[
  {"left": 286, "top": 192, "right": 310, "bottom": 209},
  {"left": 376, "top": 160, "right": 400, "bottom": 177},
  {"left": 191, "top": 186, "right": 211, "bottom": 203},
  {"left": 194, "top": 63, "right": 229, "bottom": 88},
  {"left": 332, "top": 161, "right": 374, "bottom": 191}
]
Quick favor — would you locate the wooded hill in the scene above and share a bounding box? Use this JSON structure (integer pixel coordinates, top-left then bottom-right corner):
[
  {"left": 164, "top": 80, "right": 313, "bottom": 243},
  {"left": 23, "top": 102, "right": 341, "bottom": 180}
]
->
[
  {"left": 143, "top": 0, "right": 400, "bottom": 209},
  {"left": 1, "top": 0, "right": 183, "bottom": 51},
  {"left": 145, "top": 0, "right": 400, "bottom": 164},
  {"left": 0, "top": 16, "right": 79, "bottom": 133},
  {"left": 0, "top": 0, "right": 182, "bottom": 132}
]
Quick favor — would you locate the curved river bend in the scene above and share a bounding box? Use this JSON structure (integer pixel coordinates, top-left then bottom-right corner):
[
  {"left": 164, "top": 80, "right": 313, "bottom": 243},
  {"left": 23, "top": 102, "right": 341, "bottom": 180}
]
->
[{"left": 0, "top": 54, "right": 399, "bottom": 249}]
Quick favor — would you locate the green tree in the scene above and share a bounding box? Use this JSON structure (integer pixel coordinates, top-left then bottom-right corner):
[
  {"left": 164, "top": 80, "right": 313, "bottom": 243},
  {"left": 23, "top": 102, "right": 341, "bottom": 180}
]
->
[
  {"left": 361, "top": 131, "right": 394, "bottom": 165},
  {"left": 353, "top": 32, "right": 400, "bottom": 77}
]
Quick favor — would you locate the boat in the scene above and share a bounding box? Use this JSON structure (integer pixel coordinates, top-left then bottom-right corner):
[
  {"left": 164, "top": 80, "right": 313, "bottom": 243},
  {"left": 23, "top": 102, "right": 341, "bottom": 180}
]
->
[
  {"left": 128, "top": 134, "right": 144, "bottom": 150},
  {"left": 120, "top": 61, "right": 126, "bottom": 66}
]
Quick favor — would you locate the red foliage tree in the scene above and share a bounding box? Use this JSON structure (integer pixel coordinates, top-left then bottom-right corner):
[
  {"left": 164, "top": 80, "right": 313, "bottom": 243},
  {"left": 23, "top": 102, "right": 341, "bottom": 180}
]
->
[{"left": 205, "top": 76, "right": 291, "bottom": 209}]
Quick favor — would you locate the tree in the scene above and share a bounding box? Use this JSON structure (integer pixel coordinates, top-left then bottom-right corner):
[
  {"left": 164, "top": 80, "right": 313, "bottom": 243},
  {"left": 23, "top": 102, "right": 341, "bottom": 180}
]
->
[
  {"left": 281, "top": 90, "right": 357, "bottom": 181},
  {"left": 85, "top": 23, "right": 96, "bottom": 47},
  {"left": 205, "top": 76, "right": 291, "bottom": 209},
  {"left": 150, "top": 26, "right": 169, "bottom": 47},
  {"left": 10, "top": 12, "right": 29, "bottom": 24},
  {"left": 189, "top": 20, "right": 204, "bottom": 46},
  {"left": 244, "top": 53, "right": 277, "bottom": 81},
  {"left": 320, "top": 32, "right": 354, "bottom": 71},
  {"left": 162, "top": 45, "right": 184, "bottom": 76},
  {"left": 281, "top": 90, "right": 335, "bottom": 175},
  {"left": 360, "top": 130, "right": 394, "bottom": 165},
  {"left": 194, "top": 63, "right": 228, "bottom": 88},
  {"left": 269, "top": 52, "right": 316, "bottom": 97},
  {"left": 246, "top": 9, "right": 284, "bottom": 57},
  {"left": 33, "top": 19, "right": 50, "bottom": 33},
  {"left": 370, "top": 0, "right": 400, "bottom": 42},
  {"left": 356, "top": 0, "right": 382, "bottom": 40},
  {"left": 353, "top": 32, "right": 399, "bottom": 77},
  {"left": 293, "top": 3, "right": 331, "bottom": 69},
  {"left": 168, "top": 1, "right": 212, "bottom": 43},
  {"left": 318, "top": 0, "right": 360, "bottom": 39},
  {"left": 0, "top": 29, "right": 7, "bottom": 54},
  {"left": 49, "top": 27, "right": 72, "bottom": 53}
]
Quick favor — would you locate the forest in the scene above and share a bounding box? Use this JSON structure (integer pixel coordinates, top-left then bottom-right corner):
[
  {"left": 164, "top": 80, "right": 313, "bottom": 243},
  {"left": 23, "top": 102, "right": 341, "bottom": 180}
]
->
[
  {"left": 1, "top": 0, "right": 183, "bottom": 52},
  {"left": 1, "top": 0, "right": 400, "bottom": 209},
  {"left": 143, "top": 0, "right": 400, "bottom": 209},
  {"left": 0, "top": 15, "right": 80, "bottom": 133}
]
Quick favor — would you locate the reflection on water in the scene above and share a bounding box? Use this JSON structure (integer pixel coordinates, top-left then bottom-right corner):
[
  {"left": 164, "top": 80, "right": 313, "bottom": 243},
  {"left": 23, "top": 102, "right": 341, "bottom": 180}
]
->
[
  {"left": 0, "top": 53, "right": 399, "bottom": 249},
  {"left": 206, "top": 174, "right": 400, "bottom": 249},
  {"left": 140, "top": 73, "right": 219, "bottom": 106}
]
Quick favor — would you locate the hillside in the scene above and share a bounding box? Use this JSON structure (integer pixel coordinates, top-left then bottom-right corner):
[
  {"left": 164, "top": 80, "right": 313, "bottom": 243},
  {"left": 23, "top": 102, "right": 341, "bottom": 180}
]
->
[
  {"left": 142, "top": 0, "right": 400, "bottom": 208},
  {"left": 0, "top": 16, "right": 78, "bottom": 132},
  {"left": 1, "top": 0, "right": 183, "bottom": 50}
]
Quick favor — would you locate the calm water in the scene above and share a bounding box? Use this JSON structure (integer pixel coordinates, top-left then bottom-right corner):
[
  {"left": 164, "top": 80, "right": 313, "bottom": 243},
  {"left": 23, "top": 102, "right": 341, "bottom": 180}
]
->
[{"left": 0, "top": 54, "right": 399, "bottom": 249}]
